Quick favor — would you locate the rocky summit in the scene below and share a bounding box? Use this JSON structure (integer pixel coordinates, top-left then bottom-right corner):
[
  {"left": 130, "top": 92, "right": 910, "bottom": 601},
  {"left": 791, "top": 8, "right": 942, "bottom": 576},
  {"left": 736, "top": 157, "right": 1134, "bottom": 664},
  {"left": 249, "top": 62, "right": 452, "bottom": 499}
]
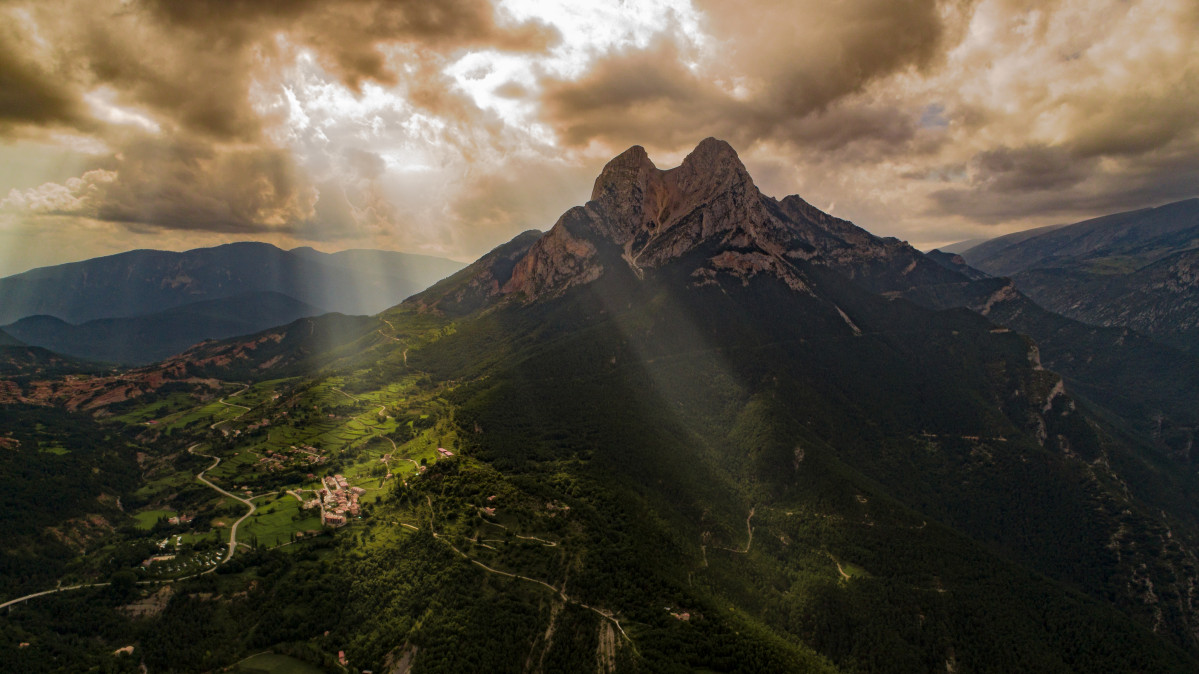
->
[{"left": 416, "top": 138, "right": 959, "bottom": 314}]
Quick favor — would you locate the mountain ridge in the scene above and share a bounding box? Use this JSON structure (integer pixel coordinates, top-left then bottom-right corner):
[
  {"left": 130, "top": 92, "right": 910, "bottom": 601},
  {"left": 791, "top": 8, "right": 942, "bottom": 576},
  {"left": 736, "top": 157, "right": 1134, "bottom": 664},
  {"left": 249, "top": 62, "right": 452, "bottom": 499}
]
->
[
  {"left": 2, "top": 291, "right": 331, "bottom": 365},
  {"left": 413, "top": 138, "right": 961, "bottom": 315},
  {"left": 5, "top": 138, "right": 1199, "bottom": 671},
  {"left": 959, "top": 198, "right": 1199, "bottom": 351},
  {"left": 0, "top": 241, "right": 465, "bottom": 325}
]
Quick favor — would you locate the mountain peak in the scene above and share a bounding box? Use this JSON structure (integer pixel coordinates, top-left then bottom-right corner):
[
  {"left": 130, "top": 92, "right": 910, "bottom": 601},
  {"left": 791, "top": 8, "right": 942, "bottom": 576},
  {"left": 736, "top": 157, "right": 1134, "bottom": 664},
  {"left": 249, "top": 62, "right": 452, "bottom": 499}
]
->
[
  {"left": 680, "top": 137, "right": 745, "bottom": 175},
  {"left": 584, "top": 138, "right": 759, "bottom": 248},
  {"left": 420, "top": 138, "right": 955, "bottom": 306},
  {"left": 589, "top": 145, "right": 655, "bottom": 202}
]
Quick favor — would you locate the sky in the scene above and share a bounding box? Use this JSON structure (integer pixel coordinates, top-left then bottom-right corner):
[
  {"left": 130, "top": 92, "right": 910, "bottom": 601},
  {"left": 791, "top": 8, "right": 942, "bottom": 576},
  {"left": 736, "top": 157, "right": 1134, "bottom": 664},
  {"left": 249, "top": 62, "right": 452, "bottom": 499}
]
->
[{"left": 1, "top": 0, "right": 1197, "bottom": 276}]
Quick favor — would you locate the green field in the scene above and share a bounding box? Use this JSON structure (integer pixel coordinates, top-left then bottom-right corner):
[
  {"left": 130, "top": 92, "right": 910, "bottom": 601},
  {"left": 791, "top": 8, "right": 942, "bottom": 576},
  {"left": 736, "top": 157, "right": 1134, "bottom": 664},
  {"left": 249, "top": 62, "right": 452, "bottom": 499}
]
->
[
  {"left": 234, "top": 652, "right": 324, "bottom": 674},
  {"left": 242, "top": 495, "right": 324, "bottom": 548},
  {"left": 132, "top": 509, "right": 177, "bottom": 530},
  {"left": 133, "top": 472, "right": 196, "bottom": 500}
]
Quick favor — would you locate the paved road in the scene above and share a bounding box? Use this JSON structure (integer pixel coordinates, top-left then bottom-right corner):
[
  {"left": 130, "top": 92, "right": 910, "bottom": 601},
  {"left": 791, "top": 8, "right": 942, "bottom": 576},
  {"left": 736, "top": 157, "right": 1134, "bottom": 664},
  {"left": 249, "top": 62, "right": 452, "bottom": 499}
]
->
[
  {"left": 2, "top": 443, "right": 260, "bottom": 610},
  {"left": 189, "top": 444, "right": 257, "bottom": 564},
  {"left": 210, "top": 384, "right": 251, "bottom": 435},
  {"left": 0, "top": 583, "right": 112, "bottom": 610}
]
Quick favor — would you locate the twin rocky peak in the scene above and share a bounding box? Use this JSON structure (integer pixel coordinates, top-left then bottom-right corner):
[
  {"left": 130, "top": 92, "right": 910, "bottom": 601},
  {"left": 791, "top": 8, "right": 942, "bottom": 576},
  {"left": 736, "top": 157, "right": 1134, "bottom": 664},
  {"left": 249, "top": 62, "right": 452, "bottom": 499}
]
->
[{"left": 417, "top": 138, "right": 954, "bottom": 313}]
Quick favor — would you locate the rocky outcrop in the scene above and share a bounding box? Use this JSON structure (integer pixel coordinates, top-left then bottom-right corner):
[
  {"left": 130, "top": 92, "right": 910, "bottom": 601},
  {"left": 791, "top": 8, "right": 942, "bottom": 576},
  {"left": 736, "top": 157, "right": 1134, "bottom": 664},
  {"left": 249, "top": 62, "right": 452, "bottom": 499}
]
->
[
  {"left": 503, "top": 210, "right": 603, "bottom": 298},
  {"left": 407, "top": 230, "right": 542, "bottom": 315},
  {"left": 495, "top": 137, "right": 960, "bottom": 301}
]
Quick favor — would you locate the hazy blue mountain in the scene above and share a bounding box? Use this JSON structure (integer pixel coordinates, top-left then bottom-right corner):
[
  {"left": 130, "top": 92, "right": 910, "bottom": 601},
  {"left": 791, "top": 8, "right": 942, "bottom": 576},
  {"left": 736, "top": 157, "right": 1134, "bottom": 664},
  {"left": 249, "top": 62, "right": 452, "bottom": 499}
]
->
[
  {"left": 935, "top": 236, "right": 991, "bottom": 254},
  {"left": 0, "top": 328, "right": 23, "bottom": 347},
  {"left": 954, "top": 223, "right": 1066, "bottom": 269},
  {"left": 959, "top": 199, "right": 1199, "bottom": 351},
  {"left": 2, "top": 291, "right": 329, "bottom": 365},
  {"left": 961, "top": 199, "right": 1199, "bottom": 277},
  {"left": 0, "top": 242, "right": 465, "bottom": 325}
]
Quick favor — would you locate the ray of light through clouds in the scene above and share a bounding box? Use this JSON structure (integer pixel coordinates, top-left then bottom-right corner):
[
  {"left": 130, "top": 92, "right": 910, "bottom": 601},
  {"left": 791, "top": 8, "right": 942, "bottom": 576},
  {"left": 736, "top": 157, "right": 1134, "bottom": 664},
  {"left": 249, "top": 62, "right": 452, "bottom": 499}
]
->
[{"left": 0, "top": 0, "right": 1196, "bottom": 276}]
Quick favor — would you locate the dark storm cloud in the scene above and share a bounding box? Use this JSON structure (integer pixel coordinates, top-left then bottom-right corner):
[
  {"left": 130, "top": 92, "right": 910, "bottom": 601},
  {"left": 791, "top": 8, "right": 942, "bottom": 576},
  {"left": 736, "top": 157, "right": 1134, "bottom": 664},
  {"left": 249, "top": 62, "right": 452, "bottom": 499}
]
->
[
  {"left": 971, "top": 145, "right": 1094, "bottom": 193},
  {"left": 542, "top": 39, "right": 736, "bottom": 149},
  {"left": 138, "top": 0, "right": 557, "bottom": 90},
  {"left": 929, "top": 141, "right": 1199, "bottom": 223},
  {"left": 4, "top": 133, "right": 317, "bottom": 234},
  {"left": 542, "top": 0, "right": 961, "bottom": 153},
  {"left": 30, "top": 0, "right": 555, "bottom": 143},
  {"left": 0, "top": 17, "right": 88, "bottom": 132}
]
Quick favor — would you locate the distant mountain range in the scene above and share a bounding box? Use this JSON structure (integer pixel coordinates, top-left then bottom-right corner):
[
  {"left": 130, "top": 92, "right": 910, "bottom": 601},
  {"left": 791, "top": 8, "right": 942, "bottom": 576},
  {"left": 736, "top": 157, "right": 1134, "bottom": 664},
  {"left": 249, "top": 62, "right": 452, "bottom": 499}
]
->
[
  {"left": 0, "top": 242, "right": 465, "bottom": 364},
  {"left": 0, "top": 241, "right": 465, "bottom": 325},
  {"left": 0, "top": 328, "right": 23, "bottom": 347},
  {"left": 954, "top": 199, "right": 1199, "bottom": 353},
  {"left": 2, "top": 291, "right": 329, "bottom": 365}
]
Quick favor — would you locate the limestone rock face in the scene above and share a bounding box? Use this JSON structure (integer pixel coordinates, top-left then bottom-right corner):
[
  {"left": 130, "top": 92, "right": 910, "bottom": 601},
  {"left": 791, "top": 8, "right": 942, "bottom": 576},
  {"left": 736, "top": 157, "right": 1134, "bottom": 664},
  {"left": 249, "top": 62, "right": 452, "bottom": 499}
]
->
[
  {"left": 503, "top": 208, "right": 603, "bottom": 298},
  {"left": 428, "top": 137, "right": 962, "bottom": 306}
]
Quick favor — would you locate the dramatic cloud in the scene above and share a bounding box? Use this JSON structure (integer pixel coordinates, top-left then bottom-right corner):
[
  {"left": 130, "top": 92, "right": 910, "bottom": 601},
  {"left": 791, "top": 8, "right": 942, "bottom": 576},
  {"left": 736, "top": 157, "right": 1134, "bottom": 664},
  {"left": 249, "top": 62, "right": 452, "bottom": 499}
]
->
[
  {"left": 3, "top": 136, "right": 317, "bottom": 233},
  {"left": 0, "top": 12, "right": 89, "bottom": 133},
  {"left": 0, "top": 0, "right": 1197, "bottom": 276},
  {"left": 542, "top": 0, "right": 962, "bottom": 151}
]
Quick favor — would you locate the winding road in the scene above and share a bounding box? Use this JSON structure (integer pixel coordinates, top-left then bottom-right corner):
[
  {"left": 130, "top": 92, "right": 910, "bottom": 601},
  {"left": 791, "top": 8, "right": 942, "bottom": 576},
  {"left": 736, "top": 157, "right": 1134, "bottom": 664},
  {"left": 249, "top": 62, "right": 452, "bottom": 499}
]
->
[
  {"left": 0, "top": 583, "right": 112, "bottom": 610},
  {"left": 210, "top": 384, "right": 251, "bottom": 435},
  {"left": 2, "top": 443, "right": 257, "bottom": 610},
  {"left": 714, "top": 506, "right": 755, "bottom": 554},
  {"left": 189, "top": 444, "right": 258, "bottom": 564}
]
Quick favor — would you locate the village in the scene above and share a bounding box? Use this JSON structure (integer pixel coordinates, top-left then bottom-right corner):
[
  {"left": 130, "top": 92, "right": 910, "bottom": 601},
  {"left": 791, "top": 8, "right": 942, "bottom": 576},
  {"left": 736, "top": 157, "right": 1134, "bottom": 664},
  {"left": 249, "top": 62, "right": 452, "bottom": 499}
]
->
[{"left": 315, "top": 474, "right": 366, "bottom": 526}]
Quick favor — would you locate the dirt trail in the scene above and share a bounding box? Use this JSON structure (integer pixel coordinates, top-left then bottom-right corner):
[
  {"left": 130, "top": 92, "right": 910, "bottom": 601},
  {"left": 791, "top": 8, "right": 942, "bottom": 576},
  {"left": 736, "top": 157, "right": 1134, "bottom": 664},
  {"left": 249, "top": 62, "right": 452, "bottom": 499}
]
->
[
  {"left": 596, "top": 621, "right": 617, "bottom": 674},
  {"left": 417, "top": 494, "right": 634, "bottom": 649},
  {"left": 376, "top": 329, "right": 402, "bottom": 343},
  {"left": 355, "top": 404, "right": 387, "bottom": 422},
  {"left": 715, "top": 507, "right": 755, "bottom": 554},
  {"left": 480, "top": 520, "right": 558, "bottom": 547}
]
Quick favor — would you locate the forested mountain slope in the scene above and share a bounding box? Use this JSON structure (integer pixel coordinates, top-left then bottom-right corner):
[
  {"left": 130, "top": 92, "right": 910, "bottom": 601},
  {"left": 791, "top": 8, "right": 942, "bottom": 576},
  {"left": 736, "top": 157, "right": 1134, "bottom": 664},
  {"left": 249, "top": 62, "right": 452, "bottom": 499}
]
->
[{"left": 3, "top": 140, "right": 1199, "bottom": 672}]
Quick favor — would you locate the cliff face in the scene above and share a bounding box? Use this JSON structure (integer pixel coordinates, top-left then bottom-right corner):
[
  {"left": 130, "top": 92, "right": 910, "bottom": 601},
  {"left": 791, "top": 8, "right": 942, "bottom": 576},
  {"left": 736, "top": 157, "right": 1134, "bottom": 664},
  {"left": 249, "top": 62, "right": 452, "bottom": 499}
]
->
[{"left": 492, "top": 137, "right": 960, "bottom": 302}]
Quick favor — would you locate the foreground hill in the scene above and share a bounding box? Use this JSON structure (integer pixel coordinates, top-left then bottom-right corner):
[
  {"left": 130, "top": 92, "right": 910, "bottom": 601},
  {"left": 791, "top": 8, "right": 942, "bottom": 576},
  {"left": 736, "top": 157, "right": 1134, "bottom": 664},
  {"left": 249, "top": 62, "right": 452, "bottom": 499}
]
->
[
  {"left": 0, "top": 242, "right": 465, "bottom": 325},
  {"left": 961, "top": 199, "right": 1199, "bottom": 351},
  {"left": 3, "top": 140, "right": 1199, "bottom": 672},
  {"left": 2, "top": 291, "right": 330, "bottom": 366}
]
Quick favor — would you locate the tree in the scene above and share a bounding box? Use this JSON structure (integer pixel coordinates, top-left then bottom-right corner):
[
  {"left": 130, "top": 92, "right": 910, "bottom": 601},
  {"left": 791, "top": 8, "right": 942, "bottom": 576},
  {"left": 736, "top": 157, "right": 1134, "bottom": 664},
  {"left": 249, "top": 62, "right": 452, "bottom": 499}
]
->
[{"left": 109, "top": 570, "right": 138, "bottom": 600}]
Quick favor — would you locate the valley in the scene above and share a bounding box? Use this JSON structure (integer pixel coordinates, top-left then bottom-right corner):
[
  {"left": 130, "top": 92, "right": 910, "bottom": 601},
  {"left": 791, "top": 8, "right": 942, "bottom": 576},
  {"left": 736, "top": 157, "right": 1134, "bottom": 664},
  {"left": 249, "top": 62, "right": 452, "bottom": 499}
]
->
[{"left": 3, "top": 140, "right": 1199, "bottom": 673}]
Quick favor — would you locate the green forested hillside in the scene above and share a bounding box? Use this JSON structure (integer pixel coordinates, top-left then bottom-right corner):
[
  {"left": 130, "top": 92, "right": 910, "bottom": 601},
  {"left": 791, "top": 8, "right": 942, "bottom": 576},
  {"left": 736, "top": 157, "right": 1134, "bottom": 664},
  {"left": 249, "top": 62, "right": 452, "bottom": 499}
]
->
[{"left": 3, "top": 141, "right": 1198, "bottom": 672}]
